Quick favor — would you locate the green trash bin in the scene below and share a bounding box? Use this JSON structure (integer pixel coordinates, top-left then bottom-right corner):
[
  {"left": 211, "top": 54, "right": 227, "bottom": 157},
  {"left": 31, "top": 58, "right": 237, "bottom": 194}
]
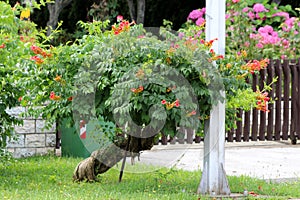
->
[
  {"left": 60, "top": 118, "right": 91, "bottom": 158},
  {"left": 60, "top": 117, "right": 115, "bottom": 158}
]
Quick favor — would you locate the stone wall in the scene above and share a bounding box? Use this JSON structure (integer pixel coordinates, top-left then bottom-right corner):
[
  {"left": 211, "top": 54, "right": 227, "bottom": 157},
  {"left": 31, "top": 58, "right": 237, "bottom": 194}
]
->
[{"left": 6, "top": 107, "right": 57, "bottom": 158}]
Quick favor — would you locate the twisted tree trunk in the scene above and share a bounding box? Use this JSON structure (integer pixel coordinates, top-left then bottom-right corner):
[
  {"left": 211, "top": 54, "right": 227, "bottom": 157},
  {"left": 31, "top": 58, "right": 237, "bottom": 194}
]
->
[{"left": 73, "top": 134, "right": 155, "bottom": 182}]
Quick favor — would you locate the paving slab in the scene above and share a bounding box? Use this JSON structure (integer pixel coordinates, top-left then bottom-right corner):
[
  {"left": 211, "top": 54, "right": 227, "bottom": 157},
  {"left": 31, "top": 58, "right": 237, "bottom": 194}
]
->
[{"left": 137, "top": 140, "right": 300, "bottom": 181}]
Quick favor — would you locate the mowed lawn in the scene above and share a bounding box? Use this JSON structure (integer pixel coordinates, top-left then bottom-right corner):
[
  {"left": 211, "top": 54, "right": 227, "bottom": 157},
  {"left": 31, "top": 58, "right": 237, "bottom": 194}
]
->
[{"left": 0, "top": 155, "right": 299, "bottom": 200}]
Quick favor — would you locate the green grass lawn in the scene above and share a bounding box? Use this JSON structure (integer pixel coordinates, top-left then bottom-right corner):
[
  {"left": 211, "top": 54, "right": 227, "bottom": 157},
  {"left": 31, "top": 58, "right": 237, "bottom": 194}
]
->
[{"left": 0, "top": 155, "right": 299, "bottom": 200}]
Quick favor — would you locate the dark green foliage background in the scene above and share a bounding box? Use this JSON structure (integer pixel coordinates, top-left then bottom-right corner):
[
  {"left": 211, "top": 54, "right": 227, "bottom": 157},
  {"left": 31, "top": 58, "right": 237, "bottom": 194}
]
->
[{"left": 8, "top": 0, "right": 300, "bottom": 35}]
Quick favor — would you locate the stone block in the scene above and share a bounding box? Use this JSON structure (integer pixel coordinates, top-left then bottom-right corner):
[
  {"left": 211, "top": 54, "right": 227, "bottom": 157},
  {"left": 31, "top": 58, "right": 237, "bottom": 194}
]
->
[
  {"left": 55, "top": 148, "right": 61, "bottom": 157},
  {"left": 5, "top": 106, "right": 26, "bottom": 118},
  {"left": 14, "top": 120, "right": 35, "bottom": 134},
  {"left": 13, "top": 148, "right": 36, "bottom": 158},
  {"left": 25, "top": 134, "right": 46, "bottom": 147},
  {"left": 6, "top": 135, "right": 25, "bottom": 148},
  {"left": 46, "top": 134, "right": 56, "bottom": 147},
  {"left": 36, "top": 120, "right": 56, "bottom": 133},
  {"left": 36, "top": 147, "right": 54, "bottom": 155},
  {"left": 6, "top": 148, "right": 15, "bottom": 154}
]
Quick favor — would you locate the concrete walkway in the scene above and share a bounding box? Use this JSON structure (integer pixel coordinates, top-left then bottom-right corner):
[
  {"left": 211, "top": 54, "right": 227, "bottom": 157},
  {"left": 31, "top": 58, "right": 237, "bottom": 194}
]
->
[{"left": 137, "top": 140, "right": 300, "bottom": 181}]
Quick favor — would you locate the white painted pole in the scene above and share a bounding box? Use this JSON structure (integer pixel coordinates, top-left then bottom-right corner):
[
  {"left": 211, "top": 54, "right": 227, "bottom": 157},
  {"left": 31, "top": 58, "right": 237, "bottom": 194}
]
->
[{"left": 197, "top": 0, "right": 230, "bottom": 195}]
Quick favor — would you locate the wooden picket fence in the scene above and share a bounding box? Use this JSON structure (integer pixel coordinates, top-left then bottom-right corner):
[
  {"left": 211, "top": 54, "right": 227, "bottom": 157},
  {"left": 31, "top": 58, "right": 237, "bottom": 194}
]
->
[
  {"left": 158, "top": 59, "right": 300, "bottom": 144},
  {"left": 227, "top": 59, "right": 300, "bottom": 143}
]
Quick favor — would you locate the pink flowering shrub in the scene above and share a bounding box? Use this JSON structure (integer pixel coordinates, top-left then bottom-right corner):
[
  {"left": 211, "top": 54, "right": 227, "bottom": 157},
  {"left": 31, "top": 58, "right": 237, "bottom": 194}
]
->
[
  {"left": 187, "top": 8, "right": 206, "bottom": 26},
  {"left": 250, "top": 25, "right": 281, "bottom": 49},
  {"left": 253, "top": 3, "right": 268, "bottom": 13},
  {"left": 186, "top": 0, "right": 300, "bottom": 59}
]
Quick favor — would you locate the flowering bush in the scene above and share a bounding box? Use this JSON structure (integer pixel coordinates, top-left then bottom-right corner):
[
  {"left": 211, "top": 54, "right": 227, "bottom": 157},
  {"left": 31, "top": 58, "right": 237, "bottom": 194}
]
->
[
  {"left": 1, "top": 0, "right": 277, "bottom": 149},
  {"left": 0, "top": 2, "right": 32, "bottom": 153},
  {"left": 18, "top": 17, "right": 270, "bottom": 138},
  {"left": 187, "top": 0, "right": 300, "bottom": 59},
  {"left": 0, "top": 1, "right": 67, "bottom": 154}
]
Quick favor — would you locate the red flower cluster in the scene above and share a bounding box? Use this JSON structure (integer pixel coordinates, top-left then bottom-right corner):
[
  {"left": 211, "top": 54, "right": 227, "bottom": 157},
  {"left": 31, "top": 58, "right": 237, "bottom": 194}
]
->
[
  {"left": 20, "top": 35, "right": 35, "bottom": 43},
  {"left": 30, "top": 45, "right": 52, "bottom": 65},
  {"left": 208, "top": 48, "right": 224, "bottom": 62},
  {"left": 186, "top": 110, "right": 197, "bottom": 117},
  {"left": 166, "top": 85, "right": 176, "bottom": 93},
  {"left": 199, "top": 39, "right": 224, "bottom": 62},
  {"left": 31, "top": 45, "right": 52, "bottom": 57},
  {"left": 131, "top": 85, "right": 144, "bottom": 94},
  {"left": 112, "top": 15, "right": 135, "bottom": 35},
  {"left": 49, "top": 91, "right": 61, "bottom": 101},
  {"left": 161, "top": 99, "right": 180, "bottom": 110},
  {"left": 201, "top": 38, "right": 218, "bottom": 48},
  {"left": 30, "top": 55, "right": 44, "bottom": 65},
  {"left": 30, "top": 45, "right": 42, "bottom": 54},
  {"left": 54, "top": 75, "right": 62, "bottom": 82},
  {"left": 0, "top": 43, "right": 5, "bottom": 49},
  {"left": 241, "top": 58, "right": 269, "bottom": 74},
  {"left": 256, "top": 91, "right": 270, "bottom": 112}
]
